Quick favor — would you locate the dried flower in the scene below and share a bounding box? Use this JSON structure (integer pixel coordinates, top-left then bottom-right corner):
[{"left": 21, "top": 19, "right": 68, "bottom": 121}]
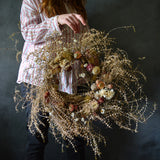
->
[
  {"left": 84, "top": 95, "right": 92, "bottom": 100},
  {"left": 91, "top": 83, "right": 97, "bottom": 91},
  {"left": 84, "top": 63, "right": 88, "bottom": 67},
  {"left": 75, "top": 118, "right": 79, "bottom": 122},
  {"left": 104, "top": 89, "right": 115, "bottom": 100},
  {"left": 73, "top": 39, "right": 78, "bottom": 43},
  {"left": 44, "top": 91, "right": 50, "bottom": 103},
  {"left": 44, "top": 91, "right": 50, "bottom": 98},
  {"left": 54, "top": 54, "right": 62, "bottom": 63},
  {"left": 59, "top": 59, "right": 69, "bottom": 68},
  {"left": 94, "top": 91, "right": 101, "bottom": 100},
  {"left": 49, "top": 111, "right": 53, "bottom": 116},
  {"left": 62, "top": 51, "right": 72, "bottom": 61},
  {"left": 79, "top": 73, "right": 86, "bottom": 78},
  {"left": 98, "top": 97, "right": 105, "bottom": 104},
  {"left": 99, "top": 88, "right": 107, "bottom": 97},
  {"left": 85, "top": 49, "right": 98, "bottom": 65},
  {"left": 74, "top": 51, "right": 82, "bottom": 59},
  {"left": 74, "top": 105, "right": 78, "bottom": 111},
  {"left": 100, "top": 108, "right": 105, "bottom": 114},
  {"left": 102, "top": 73, "right": 112, "bottom": 83},
  {"left": 71, "top": 112, "right": 75, "bottom": 118},
  {"left": 92, "top": 99, "right": 99, "bottom": 110},
  {"left": 96, "top": 80, "right": 105, "bottom": 89},
  {"left": 81, "top": 117, "right": 85, "bottom": 122},
  {"left": 69, "top": 104, "right": 75, "bottom": 112},
  {"left": 51, "top": 65, "right": 61, "bottom": 75},
  {"left": 86, "top": 64, "right": 94, "bottom": 72},
  {"left": 58, "top": 41, "right": 63, "bottom": 44},
  {"left": 107, "top": 84, "right": 113, "bottom": 89},
  {"left": 63, "top": 47, "right": 67, "bottom": 51},
  {"left": 92, "top": 66, "right": 100, "bottom": 75}
]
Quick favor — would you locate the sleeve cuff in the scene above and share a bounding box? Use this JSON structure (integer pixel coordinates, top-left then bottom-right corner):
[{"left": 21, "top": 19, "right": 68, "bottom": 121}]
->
[{"left": 51, "top": 15, "right": 62, "bottom": 35}]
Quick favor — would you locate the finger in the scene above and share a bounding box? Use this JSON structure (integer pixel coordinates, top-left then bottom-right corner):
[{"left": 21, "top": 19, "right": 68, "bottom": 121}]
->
[
  {"left": 65, "top": 18, "right": 77, "bottom": 33},
  {"left": 73, "top": 14, "right": 86, "bottom": 26},
  {"left": 66, "top": 18, "right": 78, "bottom": 33},
  {"left": 69, "top": 15, "right": 80, "bottom": 32}
]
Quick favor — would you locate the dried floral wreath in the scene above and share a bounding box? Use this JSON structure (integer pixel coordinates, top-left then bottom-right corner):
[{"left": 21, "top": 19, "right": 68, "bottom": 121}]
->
[{"left": 14, "top": 26, "right": 156, "bottom": 157}]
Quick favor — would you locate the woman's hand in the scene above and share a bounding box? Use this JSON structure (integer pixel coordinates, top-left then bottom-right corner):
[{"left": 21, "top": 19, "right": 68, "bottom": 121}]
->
[{"left": 57, "top": 13, "right": 87, "bottom": 33}]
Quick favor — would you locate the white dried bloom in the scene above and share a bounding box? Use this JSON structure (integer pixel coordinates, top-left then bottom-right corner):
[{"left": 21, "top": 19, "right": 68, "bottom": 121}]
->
[
  {"left": 94, "top": 91, "right": 100, "bottom": 100},
  {"left": 73, "top": 39, "right": 78, "bottom": 43},
  {"left": 84, "top": 121, "right": 87, "bottom": 125},
  {"left": 99, "top": 88, "right": 107, "bottom": 97},
  {"left": 84, "top": 63, "right": 88, "bottom": 67},
  {"left": 63, "top": 47, "right": 67, "bottom": 51},
  {"left": 91, "top": 83, "right": 97, "bottom": 91},
  {"left": 81, "top": 117, "right": 85, "bottom": 122},
  {"left": 58, "top": 41, "right": 63, "bottom": 44},
  {"left": 74, "top": 53, "right": 77, "bottom": 58},
  {"left": 100, "top": 108, "right": 105, "bottom": 114},
  {"left": 71, "top": 113, "right": 75, "bottom": 118},
  {"left": 104, "top": 89, "right": 115, "bottom": 100},
  {"left": 75, "top": 118, "right": 79, "bottom": 122},
  {"left": 79, "top": 73, "right": 85, "bottom": 78},
  {"left": 49, "top": 111, "right": 53, "bottom": 116}
]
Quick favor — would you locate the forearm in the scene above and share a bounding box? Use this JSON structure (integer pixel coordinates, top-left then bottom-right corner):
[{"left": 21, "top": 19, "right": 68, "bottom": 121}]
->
[{"left": 20, "top": 0, "right": 62, "bottom": 44}]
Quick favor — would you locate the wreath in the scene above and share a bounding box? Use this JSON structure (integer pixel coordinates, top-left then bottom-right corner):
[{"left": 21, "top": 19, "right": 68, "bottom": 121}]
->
[{"left": 14, "top": 27, "right": 155, "bottom": 157}]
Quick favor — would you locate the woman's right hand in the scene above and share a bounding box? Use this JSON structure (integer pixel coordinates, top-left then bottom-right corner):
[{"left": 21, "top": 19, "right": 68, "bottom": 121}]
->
[{"left": 57, "top": 13, "right": 87, "bottom": 33}]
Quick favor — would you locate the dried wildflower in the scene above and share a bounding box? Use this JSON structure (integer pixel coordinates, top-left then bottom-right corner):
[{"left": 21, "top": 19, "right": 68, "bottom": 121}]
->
[
  {"left": 69, "top": 104, "right": 75, "bottom": 112},
  {"left": 79, "top": 73, "right": 86, "bottom": 78},
  {"left": 100, "top": 108, "right": 105, "bottom": 114},
  {"left": 44, "top": 91, "right": 50, "bottom": 103},
  {"left": 63, "top": 47, "right": 67, "bottom": 51},
  {"left": 94, "top": 91, "right": 101, "bottom": 100},
  {"left": 84, "top": 95, "right": 92, "bottom": 100},
  {"left": 84, "top": 63, "right": 88, "bottom": 67},
  {"left": 75, "top": 118, "right": 79, "bottom": 122},
  {"left": 51, "top": 65, "right": 61, "bottom": 75},
  {"left": 92, "top": 66, "right": 100, "bottom": 75},
  {"left": 106, "top": 84, "right": 113, "bottom": 89},
  {"left": 104, "top": 89, "right": 115, "bottom": 100},
  {"left": 99, "top": 88, "right": 107, "bottom": 97},
  {"left": 54, "top": 54, "right": 62, "bottom": 63},
  {"left": 59, "top": 59, "right": 70, "bottom": 68},
  {"left": 102, "top": 73, "right": 112, "bottom": 83},
  {"left": 73, "top": 39, "right": 78, "bottom": 43},
  {"left": 62, "top": 51, "right": 73, "bottom": 61},
  {"left": 74, "top": 51, "right": 82, "bottom": 59},
  {"left": 86, "top": 64, "right": 94, "bottom": 72},
  {"left": 98, "top": 97, "right": 105, "bottom": 104},
  {"left": 58, "top": 40, "right": 63, "bottom": 44},
  {"left": 92, "top": 99, "right": 99, "bottom": 110},
  {"left": 83, "top": 99, "right": 99, "bottom": 115},
  {"left": 71, "top": 112, "right": 75, "bottom": 118},
  {"left": 91, "top": 83, "right": 97, "bottom": 91},
  {"left": 96, "top": 80, "right": 105, "bottom": 89},
  {"left": 81, "top": 117, "right": 85, "bottom": 122}
]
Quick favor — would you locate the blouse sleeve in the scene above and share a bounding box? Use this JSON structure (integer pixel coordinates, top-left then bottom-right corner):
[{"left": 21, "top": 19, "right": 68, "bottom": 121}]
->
[{"left": 20, "top": 0, "right": 62, "bottom": 44}]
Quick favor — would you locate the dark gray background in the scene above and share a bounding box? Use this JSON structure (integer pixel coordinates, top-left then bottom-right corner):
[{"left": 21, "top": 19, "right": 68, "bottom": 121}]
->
[{"left": 0, "top": 0, "right": 159, "bottom": 160}]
